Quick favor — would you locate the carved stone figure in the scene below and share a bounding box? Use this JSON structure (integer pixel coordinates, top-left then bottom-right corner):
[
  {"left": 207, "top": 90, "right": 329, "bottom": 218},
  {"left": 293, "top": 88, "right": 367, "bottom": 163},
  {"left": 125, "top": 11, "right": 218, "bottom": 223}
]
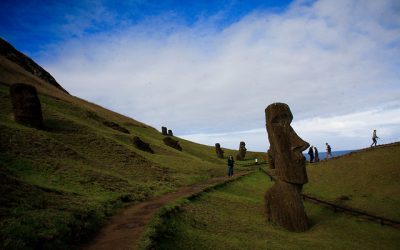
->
[
  {"left": 236, "top": 141, "right": 247, "bottom": 160},
  {"left": 161, "top": 127, "right": 168, "bottom": 136},
  {"left": 103, "top": 121, "right": 130, "bottom": 134},
  {"left": 215, "top": 143, "right": 224, "bottom": 159},
  {"left": 9, "top": 83, "right": 43, "bottom": 128},
  {"left": 163, "top": 137, "right": 182, "bottom": 151},
  {"left": 168, "top": 129, "right": 173, "bottom": 136},
  {"left": 264, "top": 102, "right": 310, "bottom": 232},
  {"left": 133, "top": 136, "right": 154, "bottom": 154}
]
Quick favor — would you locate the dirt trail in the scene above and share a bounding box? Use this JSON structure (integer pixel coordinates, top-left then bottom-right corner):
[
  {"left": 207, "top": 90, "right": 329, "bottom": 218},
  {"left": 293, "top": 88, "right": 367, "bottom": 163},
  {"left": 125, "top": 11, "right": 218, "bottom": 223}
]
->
[{"left": 83, "top": 172, "right": 251, "bottom": 250}]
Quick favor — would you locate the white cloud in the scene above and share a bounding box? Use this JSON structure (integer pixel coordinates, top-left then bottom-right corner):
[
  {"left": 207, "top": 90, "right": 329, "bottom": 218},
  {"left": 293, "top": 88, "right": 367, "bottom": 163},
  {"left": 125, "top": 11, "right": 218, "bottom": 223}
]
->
[{"left": 43, "top": 0, "right": 400, "bottom": 151}]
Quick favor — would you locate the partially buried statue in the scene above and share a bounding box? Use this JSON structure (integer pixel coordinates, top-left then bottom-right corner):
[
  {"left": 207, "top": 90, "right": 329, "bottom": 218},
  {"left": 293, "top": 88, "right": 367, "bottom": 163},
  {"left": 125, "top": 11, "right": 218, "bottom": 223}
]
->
[
  {"left": 10, "top": 83, "right": 43, "bottom": 129},
  {"left": 215, "top": 143, "right": 224, "bottom": 159},
  {"left": 264, "top": 103, "right": 310, "bottom": 232}
]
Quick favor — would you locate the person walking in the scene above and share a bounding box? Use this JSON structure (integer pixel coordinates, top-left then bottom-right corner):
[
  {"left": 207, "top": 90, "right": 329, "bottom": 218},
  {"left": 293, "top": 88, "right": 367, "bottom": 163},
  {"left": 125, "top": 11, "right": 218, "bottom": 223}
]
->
[
  {"left": 370, "top": 129, "right": 379, "bottom": 147},
  {"left": 308, "top": 146, "right": 314, "bottom": 163},
  {"left": 325, "top": 143, "right": 333, "bottom": 160},
  {"left": 314, "top": 147, "right": 319, "bottom": 162},
  {"left": 227, "top": 155, "right": 234, "bottom": 177}
]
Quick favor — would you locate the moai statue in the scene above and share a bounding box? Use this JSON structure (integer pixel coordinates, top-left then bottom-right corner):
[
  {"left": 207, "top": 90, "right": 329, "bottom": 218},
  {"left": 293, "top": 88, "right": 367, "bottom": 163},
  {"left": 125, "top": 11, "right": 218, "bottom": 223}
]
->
[
  {"left": 236, "top": 141, "right": 247, "bottom": 160},
  {"left": 9, "top": 83, "right": 43, "bottom": 129},
  {"left": 215, "top": 143, "right": 224, "bottom": 159},
  {"left": 168, "top": 129, "right": 173, "bottom": 136},
  {"left": 133, "top": 136, "right": 154, "bottom": 154},
  {"left": 161, "top": 126, "right": 168, "bottom": 136},
  {"left": 264, "top": 103, "right": 310, "bottom": 232}
]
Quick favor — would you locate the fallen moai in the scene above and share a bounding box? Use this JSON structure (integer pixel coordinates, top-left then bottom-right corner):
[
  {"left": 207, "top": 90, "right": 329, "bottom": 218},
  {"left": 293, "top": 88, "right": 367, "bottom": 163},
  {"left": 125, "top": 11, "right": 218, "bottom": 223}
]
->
[
  {"left": 163, "top": 137, "right": 182, "bottom": 151},
  {"left": 264, "top": 102, "right": 310, "bottom": 232},
  {"left": 103, "top": 121, "right": 130, "bottom": 134},
  {"left": 9, "top": 83, "right": 43, "bottom": 129},
  {"left": 133, "top": 136, "right": 154, "bottom": 154}
]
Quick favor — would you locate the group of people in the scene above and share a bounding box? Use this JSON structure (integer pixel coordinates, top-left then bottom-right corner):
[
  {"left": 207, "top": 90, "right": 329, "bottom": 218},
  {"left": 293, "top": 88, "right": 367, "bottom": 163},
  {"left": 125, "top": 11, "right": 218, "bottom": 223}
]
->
[{"left": 308, "top": 143, "right": 333, "bottom": 163}]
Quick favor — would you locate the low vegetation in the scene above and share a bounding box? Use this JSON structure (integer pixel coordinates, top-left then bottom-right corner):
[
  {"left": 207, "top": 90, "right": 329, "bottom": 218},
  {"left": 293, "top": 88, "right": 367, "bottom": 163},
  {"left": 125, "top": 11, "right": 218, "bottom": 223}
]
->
[{"left": 154, "top": 171, "right": 400, "bottom": 250}]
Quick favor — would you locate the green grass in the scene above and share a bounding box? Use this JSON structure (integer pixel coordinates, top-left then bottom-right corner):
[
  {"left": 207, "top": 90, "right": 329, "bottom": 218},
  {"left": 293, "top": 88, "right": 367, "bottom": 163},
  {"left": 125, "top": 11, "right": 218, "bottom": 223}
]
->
[
  {"left": 0, "top": 83, "right": 262, "bottom": 249},
  {"left": 305, "top": 143, "right": 400, "bottom": 221},
  {"left": 155, "top": 171, "right": 400, "bottom": 250}
]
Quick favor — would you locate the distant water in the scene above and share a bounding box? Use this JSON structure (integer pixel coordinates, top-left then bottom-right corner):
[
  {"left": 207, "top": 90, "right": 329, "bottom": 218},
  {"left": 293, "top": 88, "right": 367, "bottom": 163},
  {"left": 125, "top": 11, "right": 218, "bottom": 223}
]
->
[{"left": 303, "top": 150, "right": 354, "bottom": 161}]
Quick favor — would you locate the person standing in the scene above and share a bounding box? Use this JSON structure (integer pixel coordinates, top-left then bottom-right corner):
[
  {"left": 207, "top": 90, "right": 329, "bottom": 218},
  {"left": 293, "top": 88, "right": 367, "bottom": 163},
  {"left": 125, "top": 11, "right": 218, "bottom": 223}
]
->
[
  {"left": 308, "top": 146, "right": 314, "bottom": 163},
  {"left": 314, "top": 147, "right": 319, "bottom": 162},
  {"left": 227, "top": 155, "right": 234, "bottom": 177},
  {"left": 370, "top": 129, "right": 379, "bottom": 147},
  {"left": 325, "top": 143, "right": 333, "bottom": 160}
]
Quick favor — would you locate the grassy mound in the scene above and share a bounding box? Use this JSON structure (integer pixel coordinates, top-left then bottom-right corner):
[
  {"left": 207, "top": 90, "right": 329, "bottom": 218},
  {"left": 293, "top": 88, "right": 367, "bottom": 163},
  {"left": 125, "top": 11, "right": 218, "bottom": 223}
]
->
[
  {"left": 305, "top": 143, "right": 400, "bottom": 221},
  {"left": 0, "top": 82, "right": 263, "bottom": 248},
  {"left": 155, "top": 172, "right": 400, "bottom": 250}
]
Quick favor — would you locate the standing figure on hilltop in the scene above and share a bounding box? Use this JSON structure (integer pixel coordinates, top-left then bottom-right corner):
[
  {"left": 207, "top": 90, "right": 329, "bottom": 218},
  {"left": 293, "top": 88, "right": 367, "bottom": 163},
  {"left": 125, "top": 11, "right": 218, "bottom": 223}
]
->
[
  {"left": 308, "top": 146, "right": 314, "bottom": 163},
  {"left": 314, "top": 147, "right": 319, "bottom": 162},
  {"left": 370, "top": 129, "right": 379, "bottom": 147},
  {"left": 264, "top": 103, "right": 310, "bottom": 232},
  {"left": 227, "top": 155, "right": 234, "bottom": 177},
  {"left": 325, "top": 143, "right": 333, "bottom": 160}
]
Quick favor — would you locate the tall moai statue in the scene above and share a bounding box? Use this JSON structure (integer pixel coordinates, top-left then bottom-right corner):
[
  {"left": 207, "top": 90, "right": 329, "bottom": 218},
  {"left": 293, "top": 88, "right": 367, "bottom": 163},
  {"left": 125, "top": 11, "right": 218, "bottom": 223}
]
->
[
  {"left": 264, "top": 103, "right": 310, "bottom": 232},
  {"left": 215, "top": 143, "right": 224, "bottom": 159},
  {"left": 168, "top": 129, "right": 173, "bottom": 136},
  {"left": 10, "top": 83, "right": 43, "bottom": 129},
  {"left": 236, "top": 141, "right": 247, "bottom": 160},
  {"left": 161, "top": 126, "right": 168, "bottom": 136}
]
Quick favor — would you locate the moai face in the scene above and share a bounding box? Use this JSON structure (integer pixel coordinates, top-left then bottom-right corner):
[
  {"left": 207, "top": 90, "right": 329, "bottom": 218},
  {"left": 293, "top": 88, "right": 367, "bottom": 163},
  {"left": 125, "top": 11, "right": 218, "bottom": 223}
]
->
[{"left": 265, "top": 103, "right": 309, "bottom": 184}]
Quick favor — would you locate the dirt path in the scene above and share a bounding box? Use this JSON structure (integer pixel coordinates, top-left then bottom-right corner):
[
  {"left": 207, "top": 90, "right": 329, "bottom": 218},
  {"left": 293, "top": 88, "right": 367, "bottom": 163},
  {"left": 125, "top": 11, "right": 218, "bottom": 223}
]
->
[{"left": 83, "top": 171, "right": 252, "bottom": 250}]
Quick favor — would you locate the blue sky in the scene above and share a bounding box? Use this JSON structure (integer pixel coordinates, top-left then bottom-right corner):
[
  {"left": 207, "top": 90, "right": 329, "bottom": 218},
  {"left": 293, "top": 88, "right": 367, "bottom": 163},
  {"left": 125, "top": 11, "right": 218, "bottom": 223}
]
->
[{"left": 1, "top": 0, "right": 400, "bottom": 151}]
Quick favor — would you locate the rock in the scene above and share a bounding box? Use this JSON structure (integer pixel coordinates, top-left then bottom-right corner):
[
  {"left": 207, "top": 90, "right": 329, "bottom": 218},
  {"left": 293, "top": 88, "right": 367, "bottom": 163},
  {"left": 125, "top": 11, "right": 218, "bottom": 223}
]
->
[
  {"left": 215, "top": 143, "right": 224, "bottom": 158},
  {"left": 236, "top": 141, "right": 247, "bottom": 160},
  {"left": 168, "top": 129, "right": 173, "bottom": 136},
  {"left": 103, "top": 121, "right": 130, "bottom": 134},
  {"left": 264, "top": 180, "right": 309, "bottom": 232},
  {"left": 9, "top": 83, "right": 43, "bottom": 128},
  {"left": 161, "top": 126, "right": 168, "bottom": 136},
  {"left": 163, "top": 137, "right": 182, "bottom": 151},
  {"left": 264, "top": 103, "right": 310, "bottom": 232},
  {"left": 133, "top": 136, "right": 154, "bottom": 153}
]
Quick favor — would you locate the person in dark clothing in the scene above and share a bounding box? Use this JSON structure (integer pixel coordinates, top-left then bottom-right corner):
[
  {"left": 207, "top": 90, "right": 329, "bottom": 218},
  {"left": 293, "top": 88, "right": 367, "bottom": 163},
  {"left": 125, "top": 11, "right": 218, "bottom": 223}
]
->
[
  {"left": 370, "top": 129, "right": 379, "bottom": 147},
  {"left": 308, "top": 146, "right": 314, "bottom": 163},
  {"left": 325, "top": 143, "right": 333, "bottom": 159},
  {"left": 314, "top": 147, "right": 319, "bottom": 162},
  {"left": 227, "top": 155, "right": 234, "bottom": 177}
]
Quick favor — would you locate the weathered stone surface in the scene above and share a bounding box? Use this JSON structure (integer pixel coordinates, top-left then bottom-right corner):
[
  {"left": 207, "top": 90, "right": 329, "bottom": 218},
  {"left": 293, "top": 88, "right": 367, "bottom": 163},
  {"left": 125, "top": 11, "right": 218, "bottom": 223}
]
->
[
  {"left": 265, "top": 103, "right": 309, "bottom": 184},
  {"left": 264, "top": 102, "right": 310, "bottom": 232},
  {"left": 161, "top": 127, "right": 168, "bottom": 136},
  {"left": 103, "top": 121, "right": 130, "bottom": 134},
  {"left": 167, "top": 129, "right": 173, "bottom": 136},
  {"left": 163, "top": 137, "right": 182, "bottom": 151},
  {"left": 267, "top": 149, "right": 275, "bottom": 169},
  {"left": 264, "top": 180, "right": 309, "bottom": 232},
  {"left": 9, "top": 83, "right": 43, "bottom": 128},
  {"left": 215, "top": 143, "right": 224, "bottom": 159},
  {"left": 133, "top": 136, "right": 154, "bottom": 154},
  {"left": 236, "top": 141, "right": 247, "bottom": 160}
]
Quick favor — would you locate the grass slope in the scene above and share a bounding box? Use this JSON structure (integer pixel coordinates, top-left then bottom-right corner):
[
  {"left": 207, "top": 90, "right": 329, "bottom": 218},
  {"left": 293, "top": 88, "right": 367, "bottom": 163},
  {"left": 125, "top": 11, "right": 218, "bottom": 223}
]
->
[
  {"left": 0, "top": 82, "right": 262, "bottom": 249},
  {"left": 305, "top": 143, "right": 400, "bottom": 221},
  {"left": 156, "top": 171, "right": 400, "bottom": 250}
]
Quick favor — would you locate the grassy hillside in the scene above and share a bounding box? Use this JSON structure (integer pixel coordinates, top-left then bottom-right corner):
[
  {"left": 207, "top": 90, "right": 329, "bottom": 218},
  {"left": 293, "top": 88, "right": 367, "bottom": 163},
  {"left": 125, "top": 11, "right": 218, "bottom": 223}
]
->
[
  {"left": 0, "top": 81, "right": 263, "bottom": 249},
  {"left": 154, "top": 172, "right": 400, "bottom": 250},
  {"left": 304, "top": 143, "right": 400, "bottom": 221}
]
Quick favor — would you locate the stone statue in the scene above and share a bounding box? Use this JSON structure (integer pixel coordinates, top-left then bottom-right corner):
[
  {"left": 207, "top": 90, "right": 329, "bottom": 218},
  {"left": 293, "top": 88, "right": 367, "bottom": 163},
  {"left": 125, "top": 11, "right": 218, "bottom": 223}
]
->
[
  {"left": 236, "top": 141, "right": 247, "bottom": 160},
  {"left": 9, "top": 83, "right": 43, "bottom": 129},
  {"left": 161, "top": 126, "right": 168, "bottom": 136},
  {"left": 168, "top": 129, "right": 173, "bottom": 136},
  {"left": 163, "top": 137, "right": 182, "bottom": 151},
  {"left": 215, "top": 143, "right": 224, "bottom": 158},
  {"left": 133, "top": 136, "right": 154, "bottom": 154},
  {"left": 264, "top": 102, "right": 310, "bottom": 232}
]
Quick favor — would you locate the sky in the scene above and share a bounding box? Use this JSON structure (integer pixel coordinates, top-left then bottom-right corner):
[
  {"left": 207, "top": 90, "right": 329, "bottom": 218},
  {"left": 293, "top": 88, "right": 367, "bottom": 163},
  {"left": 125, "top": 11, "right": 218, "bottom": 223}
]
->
[{"left": 1, "top": 0, "right": 399, "bottom": 151}]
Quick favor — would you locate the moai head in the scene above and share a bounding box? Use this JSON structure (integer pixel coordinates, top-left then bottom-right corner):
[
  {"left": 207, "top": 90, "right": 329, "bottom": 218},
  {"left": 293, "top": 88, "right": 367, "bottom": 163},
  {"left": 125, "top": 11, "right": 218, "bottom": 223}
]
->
[
  {"left": 215, "top": 143, "right": 224, "bottom": 158},
  {"left": 9, "top": 83, "right": 43, "bottom": 128},
  {"left": 161, "top": 127, "right": 168, "bottom": 135},
  {"left": 167, "top": 129, "right": 173, "bottom": 136},
  {"left": 265, "top": 103, "right": 309, "bottom": 184}
]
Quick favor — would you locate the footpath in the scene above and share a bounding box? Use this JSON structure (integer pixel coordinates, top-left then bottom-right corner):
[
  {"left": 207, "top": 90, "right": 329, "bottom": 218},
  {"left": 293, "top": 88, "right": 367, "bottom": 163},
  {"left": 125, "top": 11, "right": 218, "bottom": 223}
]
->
[{"left": 83, "top": 171, "right": 253, "bottom": 250}]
